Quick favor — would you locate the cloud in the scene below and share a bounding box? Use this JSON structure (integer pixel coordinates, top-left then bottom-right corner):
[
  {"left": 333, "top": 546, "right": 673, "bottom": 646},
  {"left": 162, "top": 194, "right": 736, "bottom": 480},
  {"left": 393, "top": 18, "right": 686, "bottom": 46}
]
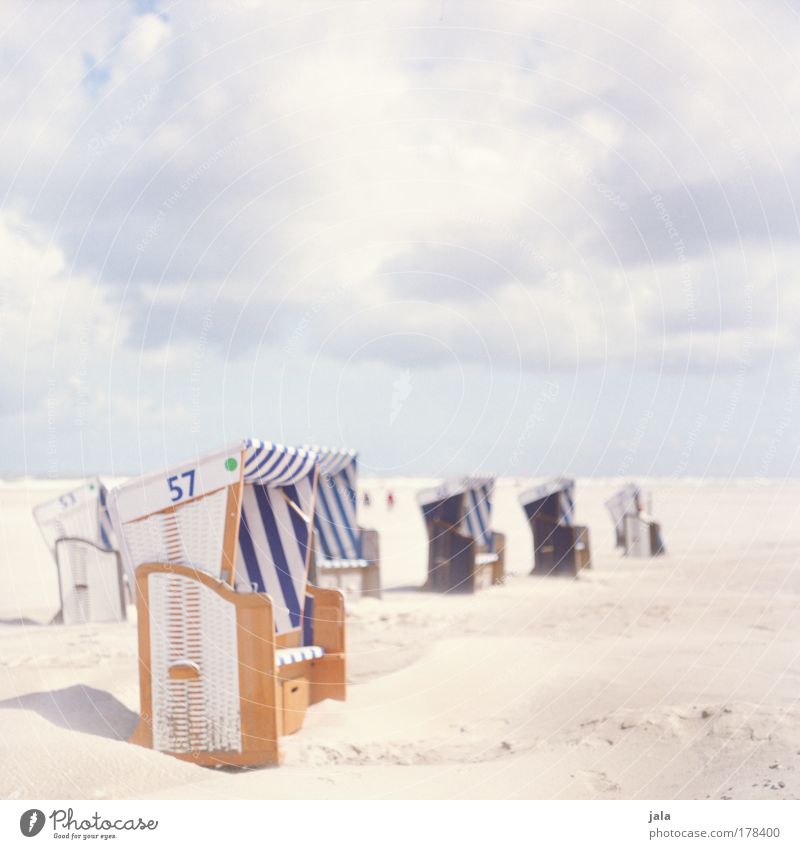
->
[
  {"left": 1, "top": 0, "right": 799, "bottom": 474},
  {"left": 0, "top": 211, "right": 121, "bottom": 386}
]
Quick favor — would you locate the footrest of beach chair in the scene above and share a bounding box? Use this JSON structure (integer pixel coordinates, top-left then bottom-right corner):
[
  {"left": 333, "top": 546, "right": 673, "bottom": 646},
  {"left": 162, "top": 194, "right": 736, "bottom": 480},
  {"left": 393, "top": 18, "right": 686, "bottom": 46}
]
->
[
  {"left": 276, "top": 645, "right": 325, "bottom": 667},
  {"left": 281, "top": 677, "right": 310, "bottom": 735}
]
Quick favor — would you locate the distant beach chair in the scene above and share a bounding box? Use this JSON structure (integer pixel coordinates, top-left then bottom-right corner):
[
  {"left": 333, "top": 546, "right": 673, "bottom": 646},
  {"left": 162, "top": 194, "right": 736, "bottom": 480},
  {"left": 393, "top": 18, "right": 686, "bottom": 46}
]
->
[
  {"left": 108, "top": 440, "right": 346, "bottom": 767},
  {"left": 310, "top": 447, "right": 381, "bottom": 600},
  {"left": 606, "top": 483, "right": 665, "bottom": 557},
  {"left": 418, "top": 477, "right": 505, "bottom": 593},
  {"left": 33, "top": 478, "right": 126, "bottom": 625},
  {"left": 604, "top": 483, "right": 643, "bottom": 548},
  {"left": 519, "top": 478, "right": 591, "bottom": 577}
]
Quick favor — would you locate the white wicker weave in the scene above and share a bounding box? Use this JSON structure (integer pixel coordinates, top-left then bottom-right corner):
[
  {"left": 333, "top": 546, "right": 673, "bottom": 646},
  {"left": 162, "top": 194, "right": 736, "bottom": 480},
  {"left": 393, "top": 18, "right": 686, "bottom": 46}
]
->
[
  {"left": 148, "top": 571, "right": 242, "bottom": 755},
  {"left": 56, "top": 540, "right": 125, "bottom": 625},
  {"left": 36, "top": 498, "right": 99, "bottom": 554},
  {"left": 122, "top": 488, "right": 228, "bottom": 581}
]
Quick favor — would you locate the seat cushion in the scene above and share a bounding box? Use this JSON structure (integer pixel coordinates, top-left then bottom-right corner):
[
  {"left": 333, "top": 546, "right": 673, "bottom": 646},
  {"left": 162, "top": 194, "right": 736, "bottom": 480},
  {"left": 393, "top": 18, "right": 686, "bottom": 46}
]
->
[
  {"left": 318, "top": 558, "right": 371, "bottom": 570},
  {"left": 275, "top": 645, "right": 325, "bottom": 667}
]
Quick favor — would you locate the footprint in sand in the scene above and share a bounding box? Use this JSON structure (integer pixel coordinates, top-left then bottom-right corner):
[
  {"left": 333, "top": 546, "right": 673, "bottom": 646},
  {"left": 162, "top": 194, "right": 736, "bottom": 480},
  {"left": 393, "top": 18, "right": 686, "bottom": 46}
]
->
[{"left": 580, "top": 770, "right": 620, "bottom": 794}]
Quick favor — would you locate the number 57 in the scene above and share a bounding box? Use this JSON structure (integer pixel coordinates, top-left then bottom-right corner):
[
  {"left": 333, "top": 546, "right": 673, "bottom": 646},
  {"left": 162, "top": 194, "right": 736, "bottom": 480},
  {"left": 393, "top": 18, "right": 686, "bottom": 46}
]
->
[{"left": 167, "top": 469, "right": 196, "bottom": 502}]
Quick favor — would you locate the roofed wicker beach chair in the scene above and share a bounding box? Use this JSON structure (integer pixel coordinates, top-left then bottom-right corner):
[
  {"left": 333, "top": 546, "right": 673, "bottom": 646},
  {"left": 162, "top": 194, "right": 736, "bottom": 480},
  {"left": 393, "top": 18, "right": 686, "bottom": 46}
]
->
[
  {"left": 418, "top": 477, "right": 505, "bottom": 593},
  {"left": 606, "top": 483, "right": 665, "bottom": 557},
  {"left": 519, "top": 478, "right": 591, "bottom": 577},
  {"left": 604, "top": 483, "right": 642, "bottom": 548},
  {"left": 311, "top": 447, "right": 380, "bottom": 600},
  {"left": 33, "top": 478, "right": 126, "bottom": 625},
  {"left": 108, "top": 440, "right": 346, "bottom": 767}
]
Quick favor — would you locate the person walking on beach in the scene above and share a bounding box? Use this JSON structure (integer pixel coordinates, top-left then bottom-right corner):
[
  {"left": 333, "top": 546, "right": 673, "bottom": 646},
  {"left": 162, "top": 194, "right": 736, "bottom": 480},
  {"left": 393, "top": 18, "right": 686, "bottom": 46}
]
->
[
  {"left": 363, "top": 491, "right": 371, "bottom": 508},
  {"left": 387, "top": 490, "right": 395, "bottom": 510}
]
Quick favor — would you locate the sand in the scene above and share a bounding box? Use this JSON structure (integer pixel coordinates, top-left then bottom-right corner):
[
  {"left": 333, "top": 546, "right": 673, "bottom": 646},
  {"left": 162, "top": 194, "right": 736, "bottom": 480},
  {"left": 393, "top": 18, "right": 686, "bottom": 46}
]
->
[{"left": 1, "top": 477, "right": 798, "bottom": 799}]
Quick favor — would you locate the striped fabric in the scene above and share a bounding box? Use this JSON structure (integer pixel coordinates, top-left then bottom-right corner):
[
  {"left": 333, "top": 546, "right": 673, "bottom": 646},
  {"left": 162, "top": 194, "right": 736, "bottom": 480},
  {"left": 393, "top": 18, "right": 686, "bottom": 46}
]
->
[
  {"left": 315, "top": 447, "right": 357, "bottom": 477},
  {"left": 418, "top": 477, "right": 496, "bottom": 550},
  {"left": 34, "top": 477, "right": 117, "bottom": 556},
  {"left": 109, "top": 439, "right": 321, "bottom": 638},
  {"left": 276, "top": 645, "right": 325, "bottom": 667},
  {"left": 97, "top": 482, "right": 115, "bottom": 551},
  {"left": 306, "top": 447, "right": 361, "bottom": 562},
  {"left": 243, "top": 439, "right": 318, "bottom": 486},
  {"left": 459, "top": 478, "right": 495, "bottom": 548},
  {"left": 235, "top": 441, "right": 319, "bottom": 635},
  {"left": 519, "top": 478, "right": 576, "bottom": 526}
]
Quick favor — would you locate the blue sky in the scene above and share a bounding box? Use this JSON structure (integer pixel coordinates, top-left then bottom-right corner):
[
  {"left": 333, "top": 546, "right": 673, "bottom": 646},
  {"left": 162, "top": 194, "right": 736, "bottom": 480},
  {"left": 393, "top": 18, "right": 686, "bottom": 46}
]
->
[{"left": 2, "top": 0, "right": 799, "bottom": 478}]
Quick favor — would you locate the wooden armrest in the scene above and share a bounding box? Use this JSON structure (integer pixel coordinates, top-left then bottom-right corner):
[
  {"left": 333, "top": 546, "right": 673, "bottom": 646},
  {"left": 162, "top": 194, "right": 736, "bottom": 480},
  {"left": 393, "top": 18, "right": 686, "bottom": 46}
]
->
[
  {"left": 134, "top": 561, "right": 278, "bottom": 662},
  {"left": 306, "top": 584, "right": 345, "bottom": 654}
]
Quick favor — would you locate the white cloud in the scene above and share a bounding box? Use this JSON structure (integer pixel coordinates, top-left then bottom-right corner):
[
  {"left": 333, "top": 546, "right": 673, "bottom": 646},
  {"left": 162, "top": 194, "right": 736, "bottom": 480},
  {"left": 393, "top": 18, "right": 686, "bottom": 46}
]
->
[
  {"left": 0, "top": 211, "right": 121, "bottom": 381},
  {"left": 1, "top": 0, "right": 799, "bottom": 473},
  {"left": 1, "top": 0, "right": 796, "bottom": 374}
]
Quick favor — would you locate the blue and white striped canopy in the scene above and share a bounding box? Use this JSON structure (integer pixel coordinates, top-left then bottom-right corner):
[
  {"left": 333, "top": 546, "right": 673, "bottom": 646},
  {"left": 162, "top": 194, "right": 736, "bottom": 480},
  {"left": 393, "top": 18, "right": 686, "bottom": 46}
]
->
[
  {"left": 243, "top": 439, "right": 318, "bottom": 486},
  {"left": 418, "top": 477, "right": 496, "bottom": 549},
  {"left": 314, "top": 446, "right": 357, "bottom": 477},
  {"left": 306, "top": 447, "right": 361, "bottom": 561},
  {"left": 236, "top": 440, "right": 319, "bottom": 634},
  {"left": 459, "top": 478, "right": 495, "bottom": 548},
  {"left": 109, "top": 439, "right": 321, "bottom": 636},
  {"left": 519, "top": 478, "right": 575, "bottom": 526}
]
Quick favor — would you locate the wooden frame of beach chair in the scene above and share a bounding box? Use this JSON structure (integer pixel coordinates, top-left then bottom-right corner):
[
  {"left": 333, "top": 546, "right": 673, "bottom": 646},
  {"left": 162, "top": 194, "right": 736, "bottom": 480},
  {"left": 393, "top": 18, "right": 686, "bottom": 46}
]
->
[
  {"left": 310, "top": 447, "right": 381, "bottom": 600},
  {"left": 109, "top": 440, "right": 347, "bottom": 767},
  {"left": 128, "top": 563, "right": 345, "bottom": 767},
  {"left": 419, "top": 478, "right": 505, "bottom": 593},
  {"left": 519, "top": 478, "right": 592, "bottom": 577},
  {"left": 33, "top": 478, "right": 127, "bottom": 625}
]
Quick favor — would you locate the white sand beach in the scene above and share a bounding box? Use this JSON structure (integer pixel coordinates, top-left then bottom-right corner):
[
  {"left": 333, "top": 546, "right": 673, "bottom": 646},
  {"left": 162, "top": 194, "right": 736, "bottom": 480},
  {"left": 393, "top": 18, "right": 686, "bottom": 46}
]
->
[{"left": 1, "top": 478, "right": 798, "bottom": 800}]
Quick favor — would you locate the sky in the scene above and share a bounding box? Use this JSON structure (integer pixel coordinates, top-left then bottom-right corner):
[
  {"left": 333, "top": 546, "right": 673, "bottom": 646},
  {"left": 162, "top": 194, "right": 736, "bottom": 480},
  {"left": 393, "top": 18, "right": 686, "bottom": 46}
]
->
[{"left": 2, "top": 0, "right": 799, "bottom": 479}]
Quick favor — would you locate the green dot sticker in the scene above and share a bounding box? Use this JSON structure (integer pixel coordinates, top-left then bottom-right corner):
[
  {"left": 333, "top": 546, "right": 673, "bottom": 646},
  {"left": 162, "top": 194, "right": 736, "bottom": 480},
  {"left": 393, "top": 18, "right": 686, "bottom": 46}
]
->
[{"left": 225, "top": 457, "right": 238, "bottom": 471}]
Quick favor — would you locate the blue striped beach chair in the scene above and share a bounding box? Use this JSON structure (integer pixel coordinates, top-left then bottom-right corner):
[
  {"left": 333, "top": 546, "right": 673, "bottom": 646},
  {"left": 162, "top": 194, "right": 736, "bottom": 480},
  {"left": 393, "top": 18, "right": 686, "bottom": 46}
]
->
[
  {"left": 519, "top": 478, "right": 591, "bottom": 577},
  {"left": 33, "top": 478, "right": 126, "bottom": 624},
  {"left": 418, "top": 477, "right": 505, "bottom": 593},
  {"left": 310, "top": 447, "right": 380, "bottom": 600},
  {"left": 606, "top": 483, "right": 665, "bottom": 557},
  {"left": 108, "top": 440, "right": 346, "bottom": 767}
]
